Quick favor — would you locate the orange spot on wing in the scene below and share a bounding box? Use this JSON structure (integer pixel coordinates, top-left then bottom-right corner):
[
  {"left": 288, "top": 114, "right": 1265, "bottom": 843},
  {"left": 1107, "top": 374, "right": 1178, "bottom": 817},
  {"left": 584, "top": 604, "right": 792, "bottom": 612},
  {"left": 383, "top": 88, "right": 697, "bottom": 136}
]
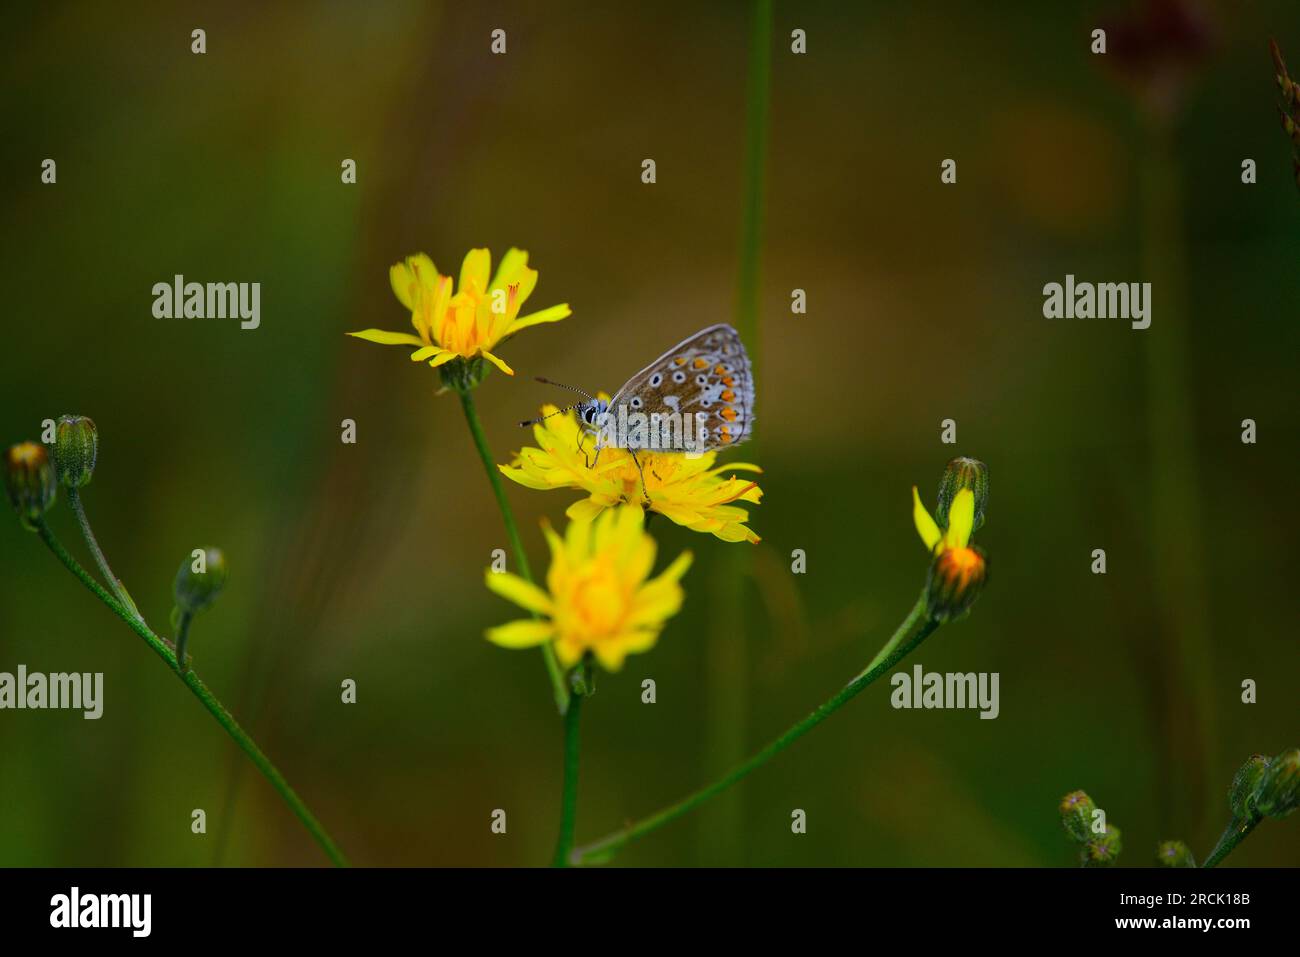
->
[
  {"left": 721, "top": 376, "right": 735, "bottom": 387},
  {"left": 720, "top": 389, "right": 735, "bottom": 402},
  {"left": 674, "top": 357, "right": 687, "bottom": 365},
  {"left": 693, "top": 358, "right": 708, "bottom": 369},
  {"left": 720, "top": 407, "right": 738, "bottom": 422}
]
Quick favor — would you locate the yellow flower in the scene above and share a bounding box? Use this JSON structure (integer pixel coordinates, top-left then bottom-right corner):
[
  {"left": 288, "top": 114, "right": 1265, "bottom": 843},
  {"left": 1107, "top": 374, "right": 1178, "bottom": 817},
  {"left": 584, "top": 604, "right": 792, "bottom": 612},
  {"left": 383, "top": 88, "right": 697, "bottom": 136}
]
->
[
  {"left": 347, "top": 247, "right": 571, "bottom": 376},
  {"left": 913, "top": 485, "right": 987, "bottom": 621},
  {"left": 484, "top": 506, "right": 693, "bottom": 671},
  {"left": 499, "top": 402, "right": 763, "bottom": 543}
]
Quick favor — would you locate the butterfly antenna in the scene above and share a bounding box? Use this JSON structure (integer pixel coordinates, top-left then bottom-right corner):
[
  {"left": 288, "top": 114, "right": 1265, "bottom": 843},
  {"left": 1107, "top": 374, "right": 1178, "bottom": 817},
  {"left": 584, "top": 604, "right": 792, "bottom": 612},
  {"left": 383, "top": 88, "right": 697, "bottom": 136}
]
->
[
  {"left": 534, "top": 376, "right": 594, "bottom": 400},
  {"left": 518, "top": 404, "right": 580, "bottom": 428}
]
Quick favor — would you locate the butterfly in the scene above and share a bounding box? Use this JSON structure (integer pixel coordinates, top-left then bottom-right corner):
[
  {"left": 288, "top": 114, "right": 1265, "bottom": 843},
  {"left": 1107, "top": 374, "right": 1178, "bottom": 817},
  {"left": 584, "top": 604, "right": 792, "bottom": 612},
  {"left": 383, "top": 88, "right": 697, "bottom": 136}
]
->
[{"left": 521, "top": 323, "right": 755, "bottom": 498}]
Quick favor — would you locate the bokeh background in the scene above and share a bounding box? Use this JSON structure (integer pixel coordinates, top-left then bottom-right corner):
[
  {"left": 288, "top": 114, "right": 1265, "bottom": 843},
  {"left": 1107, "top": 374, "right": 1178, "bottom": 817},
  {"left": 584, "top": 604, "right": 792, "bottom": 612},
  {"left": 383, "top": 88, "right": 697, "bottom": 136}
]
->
[{"left": 2, "top": 0, "right": 1297, "bottom": 867}]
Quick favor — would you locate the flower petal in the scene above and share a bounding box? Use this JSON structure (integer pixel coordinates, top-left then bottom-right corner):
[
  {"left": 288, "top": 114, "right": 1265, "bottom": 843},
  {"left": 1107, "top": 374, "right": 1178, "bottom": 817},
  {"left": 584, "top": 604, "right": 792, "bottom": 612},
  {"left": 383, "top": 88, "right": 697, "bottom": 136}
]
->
[
  {"left": 459, "top": 248, "right": 491, "bottom": 296},
  {"left": 347, "top": 329, "right": 426, "bottom": 346},
  {"left": 484, "top": 570, "right": 553, "bottom": 615},
  {"left": 490, "top": 248, "right": 530, "bottom": 289},
  {"left": 944, "top": 488, "right": 975, "bottom": 550},
  {"left": 389, "top": 254, "right": 437, "bottom": 311},
  {"left": 565, "top": 498, "right": 607, "bottom": 522},
  {"left": 505, "top": 303, "right": 572, "bottom": 336},
  {"left": 428, "top": 351, "right": 459, "bottom": 369},
  {"left": 591, "top": 641, "right": 630, "bottom": 672},
  {"left": 485, "top": 619, "right": 555, "bottom": 649},
  {"left": 480, "top": 350, "right": 515, "bottom": 376},
  {"left": 912, "top": 486, "right": 942, "bottom": 553},
  {"left": 500, "top": 463, "right": 555, "bottom": 491},
  {"left": 410, "top": 345, "right": 446, "bottom": 362}
]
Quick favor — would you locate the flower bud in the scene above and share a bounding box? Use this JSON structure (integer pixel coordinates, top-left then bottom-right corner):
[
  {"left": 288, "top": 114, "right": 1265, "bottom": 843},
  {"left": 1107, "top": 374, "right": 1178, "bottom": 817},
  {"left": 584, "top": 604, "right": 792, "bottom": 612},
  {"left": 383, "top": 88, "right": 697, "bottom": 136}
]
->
[
  {"left": 53, "top": 415, "right": 98, "bottom": 488},
  {"left": 1228, "top": 753, "right": 1270, "bottom": 818},
  {"left": 924, "top": 545, "right": 987, "bottom": 622},
  {"left": 1081, "top": 824, "right": 1122, "bottom": 867},
  {"left": 1282, "top": 109, "right": 1300, "bottom": 146},
  {"left": 1155, "top": 840, "right": 1196, "bottom": 868},
  {"left": 5, "top": 442, "right": 57, "bottom": 529},
  {"left": 1272, "top": 39, "right": 1290, "bottom": 84},
  {"left": 1059, "top": 790, "right": 1096, "bottom": 844},
  {"left": 935, "top": 457, "right": 988, "bottom": 532},
  {"left": 1254, "top": 748, "right": 1300, "bottom": 819},
  {"left": 174, "top": 547, "right": 228, "bottom": 614}
]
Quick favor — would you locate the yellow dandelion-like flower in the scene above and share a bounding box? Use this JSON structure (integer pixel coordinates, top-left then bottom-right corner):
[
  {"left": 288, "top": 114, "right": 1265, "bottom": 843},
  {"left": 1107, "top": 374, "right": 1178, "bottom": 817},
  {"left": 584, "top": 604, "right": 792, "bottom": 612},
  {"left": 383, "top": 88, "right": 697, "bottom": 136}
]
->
[
  {"left": 499, "top": 402, "right": 763, "bottom": 544},
  {"left": 484, "top": 506, "right": 693, "bottom": 671},
  {"left": 347, "top": 247, "right": 571, "bottom": 376}
]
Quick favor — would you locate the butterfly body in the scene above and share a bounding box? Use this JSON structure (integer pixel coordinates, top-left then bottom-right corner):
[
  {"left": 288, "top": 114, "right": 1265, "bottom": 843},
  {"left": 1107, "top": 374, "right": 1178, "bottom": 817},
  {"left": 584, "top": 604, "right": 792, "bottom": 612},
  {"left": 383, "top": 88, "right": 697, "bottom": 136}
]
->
[
  {"left": 573, "top": 323, "right": 755, "bottom": 455},
  {"left": 522, "top": 324, "right": 754, "bottom": 503}
]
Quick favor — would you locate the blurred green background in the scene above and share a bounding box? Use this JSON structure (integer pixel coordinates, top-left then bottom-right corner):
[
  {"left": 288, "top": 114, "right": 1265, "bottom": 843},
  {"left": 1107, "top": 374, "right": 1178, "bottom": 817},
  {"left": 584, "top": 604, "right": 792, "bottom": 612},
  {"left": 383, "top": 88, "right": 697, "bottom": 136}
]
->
[{"left": 2, "top": 1, "right": 1297, "bottom": 867}]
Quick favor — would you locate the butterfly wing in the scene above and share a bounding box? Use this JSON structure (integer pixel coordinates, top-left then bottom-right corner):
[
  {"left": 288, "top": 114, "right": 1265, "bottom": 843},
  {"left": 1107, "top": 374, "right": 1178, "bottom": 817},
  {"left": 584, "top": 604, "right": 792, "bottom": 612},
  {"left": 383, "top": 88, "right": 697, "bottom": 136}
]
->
[{"left": 609, "top": 323, "right": 755, "bottom": 451}]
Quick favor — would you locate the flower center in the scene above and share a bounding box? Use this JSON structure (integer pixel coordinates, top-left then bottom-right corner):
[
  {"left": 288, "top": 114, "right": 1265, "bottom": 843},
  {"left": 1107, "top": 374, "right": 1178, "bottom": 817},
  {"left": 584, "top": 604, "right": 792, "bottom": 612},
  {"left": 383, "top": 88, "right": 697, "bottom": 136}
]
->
[
  {"left": 565, "top": 559, "right": 630, "bottom": 640},
  {"left": 939, "top": 546, "right": 984, "bottom": 588}
]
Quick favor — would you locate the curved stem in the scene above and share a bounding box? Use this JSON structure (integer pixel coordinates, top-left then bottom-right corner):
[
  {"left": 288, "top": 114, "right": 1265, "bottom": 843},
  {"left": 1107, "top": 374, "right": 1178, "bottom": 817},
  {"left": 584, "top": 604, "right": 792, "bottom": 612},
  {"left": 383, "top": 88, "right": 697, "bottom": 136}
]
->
[
  {"left": 66, "top": 486, "right": 141, "bottom": 620},
  {"left": 175, "top": 610, "right": 194, "bottom": 674},
  {"left": 1202, "top": 815, "right": 1260, "bottom": 869},
  {"left": 458, "top": 388, "right": 569, "bottom": 715},
  {"left": 571, "top": 593, "right": 938, "bottom": 865},
  {"left": 35, "top": 521, "right": 349, "bottom": 867},
  {"left": 551, "top": 690, "right": 584, "bottom": 867}
]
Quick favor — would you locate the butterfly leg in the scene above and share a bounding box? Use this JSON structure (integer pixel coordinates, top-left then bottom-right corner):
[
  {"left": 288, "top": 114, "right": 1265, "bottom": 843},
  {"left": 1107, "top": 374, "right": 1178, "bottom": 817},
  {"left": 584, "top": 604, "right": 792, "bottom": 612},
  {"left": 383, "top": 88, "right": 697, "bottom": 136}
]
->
[
  {"left": 629, "top": 448, "right": 653, "bottom": 507},
  {"left": 576, "top": 428, "right": 591, "bottom": 469}
]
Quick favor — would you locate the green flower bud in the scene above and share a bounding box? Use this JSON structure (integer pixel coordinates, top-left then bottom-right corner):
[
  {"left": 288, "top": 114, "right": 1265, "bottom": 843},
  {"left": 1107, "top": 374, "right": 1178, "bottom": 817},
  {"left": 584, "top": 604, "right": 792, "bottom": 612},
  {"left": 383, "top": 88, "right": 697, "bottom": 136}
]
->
[
  {"left": 1059, "top": 790, "right": 1097, "bottom": 844},
  {"left": 5, "top": 442, "right": 57, "bottom": 529},
  {"left": 1254, "top": 748, "right": 1300, "bottom": 819},
  {"left": 935, "top": 456, "right": 988, "bottom": 532},
  {"left": 1081, "top": 824, "right": 1122, "bottom": 867},
  {"left": 1155, "top": 840, "right": 1196, "bottom": 868},
  {"left": 924, "top": 544, "right": 987, "bottom": 622},
  {"left": 53, "top": 415, "right": 98, "bottom": 488},
  {"left": 1228, "top": 753, "right": 1270, "bottom": 819},
  {"left": 173, "top": 547, "right": 228, "bottom": 614}
]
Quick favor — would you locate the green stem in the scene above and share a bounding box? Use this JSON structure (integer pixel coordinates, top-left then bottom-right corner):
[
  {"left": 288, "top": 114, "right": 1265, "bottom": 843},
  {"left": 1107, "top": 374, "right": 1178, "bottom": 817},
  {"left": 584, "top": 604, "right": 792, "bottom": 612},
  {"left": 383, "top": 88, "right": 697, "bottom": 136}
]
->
[
  {"left": 175, "top": 610, "right": 194, "bottom": 674},
  {"left": 65, "top": 486, "right": 140, "bottom": 620},
  {"left": 1140, "top": 124, "right": 1218, "bottom": 833},
  {"left": 1202, "top": 815, "right": 1261, "bottom": 868},
  {"left": 458, "top": 388, "right": 569, "bottom": 715},
  {"left": 35, "top": 521, "right": 349, "bottom": 867},
  {"left": 571, "top": 593, "right": 938, "bottom": 865},
  {"left": 551, "top": 690, "right": 584, "bottom": 867},
  {"left": 699, "top": 0, "right": 772, "bottom": 865},
  {"left": 860, "top": 595, "right": 929, "bottom": 676}
]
